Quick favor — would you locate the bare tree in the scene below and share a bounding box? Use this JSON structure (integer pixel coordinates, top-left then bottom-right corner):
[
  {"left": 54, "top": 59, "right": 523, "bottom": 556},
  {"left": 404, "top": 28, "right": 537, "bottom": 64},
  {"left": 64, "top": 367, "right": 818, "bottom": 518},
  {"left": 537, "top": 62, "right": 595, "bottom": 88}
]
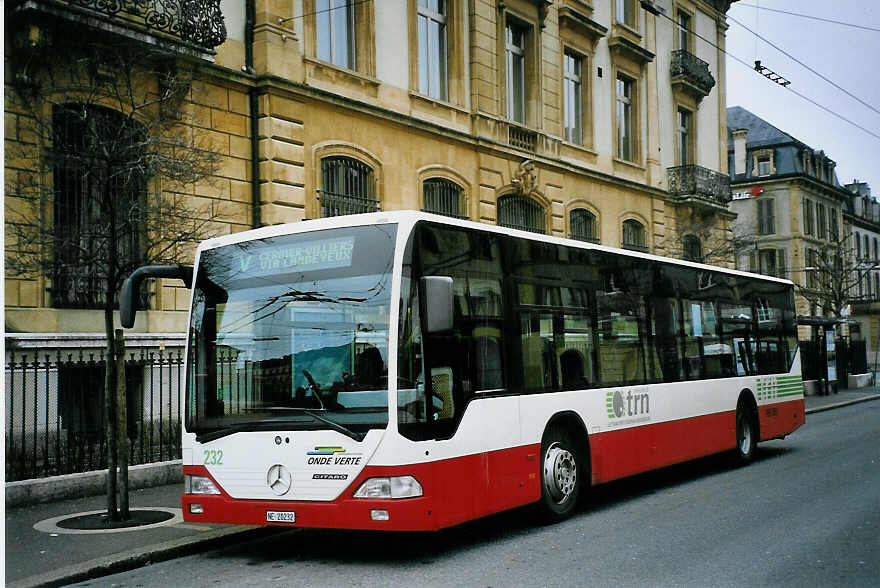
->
[
  {"left": 6, "top": 33, "right": 223, "bottom": 520},
  {"left": 797, "top": 232, "right": 878, "bottom": 319},
  {"left": 660, "top": 208, "right": 756, "bottom": 268}
]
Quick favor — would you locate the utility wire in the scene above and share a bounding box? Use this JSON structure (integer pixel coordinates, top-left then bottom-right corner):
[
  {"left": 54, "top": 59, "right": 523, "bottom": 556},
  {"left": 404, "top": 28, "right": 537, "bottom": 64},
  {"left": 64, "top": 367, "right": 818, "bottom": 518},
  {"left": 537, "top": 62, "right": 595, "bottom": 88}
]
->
[
  {"left": 726, "top": 11, "right": 880, "bottom": 118},
  {"left": 738, "top": 3, "right": 880, "bottom": 33},
  {"left": 279, "top": 0, "right": 372, "bottom": 24},
  {"left": 654, "top": 10, "right": 880, "bottom": 143}
]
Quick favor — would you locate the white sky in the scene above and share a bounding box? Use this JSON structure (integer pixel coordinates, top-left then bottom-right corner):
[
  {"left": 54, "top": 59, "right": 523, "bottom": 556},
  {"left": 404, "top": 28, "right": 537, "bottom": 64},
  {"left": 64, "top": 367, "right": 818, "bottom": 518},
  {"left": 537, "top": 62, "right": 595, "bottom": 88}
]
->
[{"left": 724, "top": 1, "right": 880, "bottom": 194}]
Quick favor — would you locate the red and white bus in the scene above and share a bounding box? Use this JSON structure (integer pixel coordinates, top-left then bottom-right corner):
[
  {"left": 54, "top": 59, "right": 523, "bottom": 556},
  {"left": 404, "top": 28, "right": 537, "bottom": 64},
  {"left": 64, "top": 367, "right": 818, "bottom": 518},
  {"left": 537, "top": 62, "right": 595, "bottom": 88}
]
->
[{"left": 123, "top": 211, "right": 805, "bottom": 530}]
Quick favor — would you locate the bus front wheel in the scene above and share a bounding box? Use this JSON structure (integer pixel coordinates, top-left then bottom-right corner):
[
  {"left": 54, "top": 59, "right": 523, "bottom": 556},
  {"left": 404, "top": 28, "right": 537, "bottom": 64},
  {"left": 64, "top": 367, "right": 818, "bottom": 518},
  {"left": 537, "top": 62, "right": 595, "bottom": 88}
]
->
[
  {"left": 735, "top": 403, "right": 757, "bottom": 464},
  {"left": 538, "top": 425, "right": 582, "bottom": 522}
]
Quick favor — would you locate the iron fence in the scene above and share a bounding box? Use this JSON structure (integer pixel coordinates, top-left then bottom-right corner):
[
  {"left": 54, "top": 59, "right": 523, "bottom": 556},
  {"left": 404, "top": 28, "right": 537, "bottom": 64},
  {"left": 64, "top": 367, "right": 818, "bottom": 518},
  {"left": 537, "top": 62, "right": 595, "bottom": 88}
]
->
[{"left": 5, "top": 347, "right": 184, "bottom": 482}]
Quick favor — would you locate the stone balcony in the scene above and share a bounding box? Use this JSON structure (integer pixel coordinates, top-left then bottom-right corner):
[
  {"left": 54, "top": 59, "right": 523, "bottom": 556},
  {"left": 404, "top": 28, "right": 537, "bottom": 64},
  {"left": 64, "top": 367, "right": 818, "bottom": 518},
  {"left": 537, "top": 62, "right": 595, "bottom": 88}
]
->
[
  {"left": 667, "top": 165, "right": 731, "bottom": 208},
  {"left": 670, "top": 49, "right": 715, "bottom": 101}
]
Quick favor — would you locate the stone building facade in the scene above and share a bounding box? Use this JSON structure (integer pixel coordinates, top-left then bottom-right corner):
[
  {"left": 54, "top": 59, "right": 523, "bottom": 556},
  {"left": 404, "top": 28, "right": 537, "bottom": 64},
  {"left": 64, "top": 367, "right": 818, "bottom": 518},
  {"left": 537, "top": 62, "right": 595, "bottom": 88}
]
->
[{"left": 5, "top": 0, "right": 738, "bottom": 344}]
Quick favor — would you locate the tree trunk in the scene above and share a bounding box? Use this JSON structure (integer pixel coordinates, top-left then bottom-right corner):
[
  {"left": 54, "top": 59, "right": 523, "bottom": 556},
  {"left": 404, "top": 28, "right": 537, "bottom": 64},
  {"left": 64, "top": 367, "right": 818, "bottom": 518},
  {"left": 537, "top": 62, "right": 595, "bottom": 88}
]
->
[
  {"left": 104, "top": 305, "right": 118, "bottom": 520},
  {"left": 116, "top": 329, "right": 130, "bottom": 520}
]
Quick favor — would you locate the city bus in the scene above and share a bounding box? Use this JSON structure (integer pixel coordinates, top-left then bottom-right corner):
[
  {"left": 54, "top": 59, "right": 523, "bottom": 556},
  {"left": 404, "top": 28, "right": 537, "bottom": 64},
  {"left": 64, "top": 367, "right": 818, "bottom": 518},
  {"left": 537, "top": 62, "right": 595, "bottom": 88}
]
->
[{"left": 121, "top": 211, "right": 805, "bottom": 531}]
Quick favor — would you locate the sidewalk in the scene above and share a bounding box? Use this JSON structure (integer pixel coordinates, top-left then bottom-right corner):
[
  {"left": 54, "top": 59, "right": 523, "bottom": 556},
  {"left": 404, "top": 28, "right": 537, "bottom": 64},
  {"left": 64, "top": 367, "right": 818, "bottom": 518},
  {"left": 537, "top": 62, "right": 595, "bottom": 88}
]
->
[{"left": 6, "top": 388, "right": 880, "bottom": 588}]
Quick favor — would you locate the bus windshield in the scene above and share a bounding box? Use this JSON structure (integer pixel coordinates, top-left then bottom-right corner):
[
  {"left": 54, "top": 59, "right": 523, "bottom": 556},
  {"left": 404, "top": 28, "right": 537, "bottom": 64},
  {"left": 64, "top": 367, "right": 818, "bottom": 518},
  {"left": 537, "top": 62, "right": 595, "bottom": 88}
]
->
[{"left": 186, "top": 224, "right": 397, "bottom": 441}]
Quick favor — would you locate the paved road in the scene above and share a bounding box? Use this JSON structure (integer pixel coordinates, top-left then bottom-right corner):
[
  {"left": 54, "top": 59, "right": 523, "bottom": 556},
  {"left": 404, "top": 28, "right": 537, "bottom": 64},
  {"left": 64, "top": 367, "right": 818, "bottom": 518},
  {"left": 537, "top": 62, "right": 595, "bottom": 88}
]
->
[{"left": 74, "top": 403, "right": 880, "bottom": 587}]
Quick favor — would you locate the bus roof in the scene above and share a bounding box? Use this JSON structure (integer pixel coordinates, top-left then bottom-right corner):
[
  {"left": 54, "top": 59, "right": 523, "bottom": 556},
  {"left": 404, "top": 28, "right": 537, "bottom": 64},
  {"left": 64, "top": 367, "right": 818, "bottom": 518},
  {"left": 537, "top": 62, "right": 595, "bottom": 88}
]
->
[{"left": 196, "top": 211, "right": 794, "bottom": 287}]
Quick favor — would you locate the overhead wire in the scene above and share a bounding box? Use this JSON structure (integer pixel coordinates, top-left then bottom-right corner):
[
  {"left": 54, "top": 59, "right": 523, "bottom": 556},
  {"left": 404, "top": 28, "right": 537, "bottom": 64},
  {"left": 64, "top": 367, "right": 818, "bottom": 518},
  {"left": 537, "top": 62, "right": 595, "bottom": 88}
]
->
[
  {"left": 737, "top": 3, "right": 880, "bottom": 34},
  {"left": 656, "top": 8, "right": 880, "bottom": 143},
  {"left": 725, "top": 10, "right": 880, "bottom": 118}
]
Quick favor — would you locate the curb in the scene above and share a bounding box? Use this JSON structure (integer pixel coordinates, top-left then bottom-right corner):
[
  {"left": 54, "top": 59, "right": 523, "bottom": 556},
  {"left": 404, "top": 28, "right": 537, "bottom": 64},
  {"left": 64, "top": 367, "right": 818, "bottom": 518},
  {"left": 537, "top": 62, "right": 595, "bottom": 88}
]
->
[
  {"left": 805, "top": 393, "right": 880, "bottom": 415},
  {"left": 7, "top": 525, "right": 282, "bottom": 588}
]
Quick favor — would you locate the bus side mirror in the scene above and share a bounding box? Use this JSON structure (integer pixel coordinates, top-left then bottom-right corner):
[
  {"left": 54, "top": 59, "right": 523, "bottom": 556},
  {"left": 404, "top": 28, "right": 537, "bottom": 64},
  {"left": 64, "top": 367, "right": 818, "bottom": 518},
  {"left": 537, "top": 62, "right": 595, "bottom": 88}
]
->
[
  {"left": 420, "top": 276, "right": 454, "bottom": 335},
  {"left": 120, "top": 265, "right": 193, "bottom": 329}
]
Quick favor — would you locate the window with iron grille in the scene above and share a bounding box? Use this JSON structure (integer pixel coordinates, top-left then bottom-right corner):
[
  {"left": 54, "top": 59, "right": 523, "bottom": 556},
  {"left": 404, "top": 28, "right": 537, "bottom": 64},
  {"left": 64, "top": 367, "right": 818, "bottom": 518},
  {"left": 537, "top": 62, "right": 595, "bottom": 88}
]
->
[
  {"left": 569, "top": 208, "right": 597, "bottom": 242},
  {"left": 52, "top": 104, "right": 145, "bottom": 309},
  {"left": 622, "top": 219, "right": 647, "bottom": 250},
  {"left": 682, "top": 235, "right": 702, "bottom": 262},
  {"left": 423, "top": 178, "right": 464, "bottom": 218},
  {"left": 320, "top": 156, "right": 379, "bottom": 217},
  {"left": 498, "top": 194, "right": 545, "bottom": 234}
]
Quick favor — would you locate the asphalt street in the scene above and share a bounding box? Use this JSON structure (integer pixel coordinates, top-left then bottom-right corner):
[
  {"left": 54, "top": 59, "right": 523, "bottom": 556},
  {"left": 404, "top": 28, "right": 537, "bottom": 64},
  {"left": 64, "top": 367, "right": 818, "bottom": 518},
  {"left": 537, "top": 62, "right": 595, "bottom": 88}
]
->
[{"left": 69, "top": 401, "right": 880, "bottom": 587}]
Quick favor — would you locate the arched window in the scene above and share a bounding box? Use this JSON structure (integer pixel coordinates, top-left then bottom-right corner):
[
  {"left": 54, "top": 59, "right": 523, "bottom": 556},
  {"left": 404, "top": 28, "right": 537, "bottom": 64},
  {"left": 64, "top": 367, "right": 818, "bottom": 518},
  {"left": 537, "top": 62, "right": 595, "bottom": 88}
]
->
[
  {"left": 682, "top": 235, "right": 703, "bottom": 262},
  {"left": 52, "top": 103, "right": 145, "bottom": 309},
  {"left": 570, "top": 208, "right": 598, "bottom": 242},
  {"left": 423, "top": 178, "right": 464, "bottom": 219},
  {"left": 622, "top": 219, "right": 647, "bottom": 251},
  {"left": 498, "top": 194, "right": 545, "bottom": 234},
  {"left": 320, "top": 156, "right": 378, "bottom": 217}
]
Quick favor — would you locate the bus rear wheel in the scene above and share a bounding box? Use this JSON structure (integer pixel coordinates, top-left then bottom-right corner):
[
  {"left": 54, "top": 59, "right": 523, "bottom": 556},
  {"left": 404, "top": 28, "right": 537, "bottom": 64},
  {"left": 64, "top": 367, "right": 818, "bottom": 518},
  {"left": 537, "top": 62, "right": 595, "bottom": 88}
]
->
[
  {"left": 538, "top": 426, "right": 582, "bottom": 522},
  {"left": 735, "top": 404, "right": 757, "bottom": 464}
]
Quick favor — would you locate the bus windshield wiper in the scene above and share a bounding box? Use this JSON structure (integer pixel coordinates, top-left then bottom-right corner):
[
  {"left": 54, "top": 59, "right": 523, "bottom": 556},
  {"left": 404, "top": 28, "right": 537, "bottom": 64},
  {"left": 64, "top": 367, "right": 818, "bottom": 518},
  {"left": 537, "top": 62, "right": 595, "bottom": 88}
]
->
[{"left": 265, "top": 407, "right": 366, "bottom": 442}]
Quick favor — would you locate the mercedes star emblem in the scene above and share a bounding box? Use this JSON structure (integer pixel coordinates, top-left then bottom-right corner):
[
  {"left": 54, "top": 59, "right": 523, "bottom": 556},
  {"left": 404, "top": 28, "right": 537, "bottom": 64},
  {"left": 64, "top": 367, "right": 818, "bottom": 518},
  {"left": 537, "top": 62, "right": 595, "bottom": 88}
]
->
[{"left": 267, "top": 464, "right": 292, "bottom": 496}]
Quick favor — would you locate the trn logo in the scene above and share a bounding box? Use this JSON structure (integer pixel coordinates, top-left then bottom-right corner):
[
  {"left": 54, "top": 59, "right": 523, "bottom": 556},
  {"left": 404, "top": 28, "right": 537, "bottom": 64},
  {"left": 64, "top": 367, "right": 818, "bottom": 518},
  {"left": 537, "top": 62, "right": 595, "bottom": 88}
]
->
[{"left": 606, "top": 388, "right": 651, "bottom": 419}]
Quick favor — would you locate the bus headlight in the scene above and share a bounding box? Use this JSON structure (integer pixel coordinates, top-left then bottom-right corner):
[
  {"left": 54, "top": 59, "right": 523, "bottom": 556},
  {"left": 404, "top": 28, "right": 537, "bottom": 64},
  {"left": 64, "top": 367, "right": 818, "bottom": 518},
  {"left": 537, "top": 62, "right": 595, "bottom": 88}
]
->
[
  {"left": 185, "top": 474, "right": 221, "bottom": 495},
  {"left": 353, "top": 476, "right": 423, "bottom": 499}
]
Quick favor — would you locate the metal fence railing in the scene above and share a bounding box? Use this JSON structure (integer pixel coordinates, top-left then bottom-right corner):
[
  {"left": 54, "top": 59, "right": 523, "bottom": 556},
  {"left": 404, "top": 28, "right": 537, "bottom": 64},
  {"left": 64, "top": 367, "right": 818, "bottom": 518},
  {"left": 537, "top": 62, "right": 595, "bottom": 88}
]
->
[{"left": 5, "top": 347, "right": 184, "bottom": 482}]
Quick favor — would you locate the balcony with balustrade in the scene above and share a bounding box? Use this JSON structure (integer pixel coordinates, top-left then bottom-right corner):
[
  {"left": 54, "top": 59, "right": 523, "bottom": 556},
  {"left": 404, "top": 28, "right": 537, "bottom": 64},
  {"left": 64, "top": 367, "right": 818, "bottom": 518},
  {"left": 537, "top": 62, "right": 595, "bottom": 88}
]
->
[
  {"left": 667, "top": 164, "right": 731, "bottom": 210},
  {"left": 670, "top": 49, "right": 715, "bottom": 101},
  {"left": 7, "top": 0, "right": 227, "bottom": 56}
]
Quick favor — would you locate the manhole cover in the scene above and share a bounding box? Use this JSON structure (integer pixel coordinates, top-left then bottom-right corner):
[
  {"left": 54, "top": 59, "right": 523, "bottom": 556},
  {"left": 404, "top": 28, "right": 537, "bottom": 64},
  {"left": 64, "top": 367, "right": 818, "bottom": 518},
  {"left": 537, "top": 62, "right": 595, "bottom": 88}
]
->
[{"left": 57, "top": 509, "right": 175, "bottom": 530}]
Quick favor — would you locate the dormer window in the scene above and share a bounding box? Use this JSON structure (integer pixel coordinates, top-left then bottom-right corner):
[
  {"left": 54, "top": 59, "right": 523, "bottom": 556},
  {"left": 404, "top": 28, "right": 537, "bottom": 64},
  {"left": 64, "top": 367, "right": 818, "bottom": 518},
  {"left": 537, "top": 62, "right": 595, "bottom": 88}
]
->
[{"left": 752, "top": 149, "right": 774, "bottom": 177}]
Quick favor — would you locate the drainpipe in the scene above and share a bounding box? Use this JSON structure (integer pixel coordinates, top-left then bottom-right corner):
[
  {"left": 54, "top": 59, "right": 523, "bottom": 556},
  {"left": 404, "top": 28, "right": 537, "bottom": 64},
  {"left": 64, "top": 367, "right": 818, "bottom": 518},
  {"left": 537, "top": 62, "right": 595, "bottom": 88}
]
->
[{"left": 245, "top": 0, "right": 261, "bottom": 228}]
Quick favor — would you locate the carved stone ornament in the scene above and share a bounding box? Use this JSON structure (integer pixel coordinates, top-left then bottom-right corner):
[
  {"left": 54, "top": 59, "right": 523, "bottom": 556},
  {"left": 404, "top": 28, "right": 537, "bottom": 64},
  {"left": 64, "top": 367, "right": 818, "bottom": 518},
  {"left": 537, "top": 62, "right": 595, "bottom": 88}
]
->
[{"left": 512, "top": 159, "right": 538, "bottom": 197}]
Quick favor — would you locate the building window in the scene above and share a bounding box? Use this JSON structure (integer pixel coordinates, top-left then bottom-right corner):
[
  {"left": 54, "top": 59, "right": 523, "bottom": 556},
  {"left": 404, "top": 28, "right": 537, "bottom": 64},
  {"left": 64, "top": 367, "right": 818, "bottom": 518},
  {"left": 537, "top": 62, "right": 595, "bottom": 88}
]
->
[
  {"left": 757, "top": 154, "right": 772, "bottom": 176},
  {"left": 616, "top": 0, "right": 634, "bottom": 26},
  {"left": 817, "top": 203, "right": 827, "bottom": 240},
  {"left": 317, "top": 0, "right": 356, "bottom": 69},
  {"left": 506, "top": 20, "right": 527, "bottom": 125},
  {"left": 750, "top": 248, "right": 785, "bottom": 279},
  {"left": 856, "top": 231, "right": 862, "bottom": 259},
  {"left": 563, "top": 50, "right": 584, "bottom": 145},
  {"left": 829, "top": 208, "right": 839, "bottom": 241},
  {"left": 757, "top": 198, "right": 776, "bottom": 235},
  {"left": 865, "top": 234, "right": 870, "bottom": 261},
  {"left": 616, "top": 75, "right": 634, "bottom": 161},
  {"left": 622, "top": 219, "right": 647, "bottom": 251},
  {"left": 874, "top": 237, "right": 878, "bottom": 261},
  {"left": 52, "top": 104, "right": 144, "bottom": 309},
  {"left": 803, "top": 199, "right": 814, "bottom": 236},
  {"left": 682, "top": 235, "right": 702, "bottom": 262},
  {"left": 677, "top": 10, "right": 691, "bottom": 51},
  {"left": 875, "top": 273, "right": 879, "bottom": 297},
  {"left": 320, "top": 156, "right": 378, "bottom": 216},
  {"left": 498, "top": 194, "right": 545, "bottom": 234},
  {"left": 418, "top": 0, "right": 447, "bottom": 100},
  {"left": 423, "top": 178, "right": 463, "bottom": 218},
  {"left": 676, "top": 107, "right": 692, "bottom": 165},
  {"left": 570, "top": 208, "right": 597, "bottom": 242}
]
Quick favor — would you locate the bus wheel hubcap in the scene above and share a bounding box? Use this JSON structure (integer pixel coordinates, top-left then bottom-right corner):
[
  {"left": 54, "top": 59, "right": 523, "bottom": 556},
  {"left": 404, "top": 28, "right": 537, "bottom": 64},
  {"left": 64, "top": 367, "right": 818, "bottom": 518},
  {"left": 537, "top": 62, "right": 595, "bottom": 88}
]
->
[
  {"left": 739, "top": 418, "right": 752, "bottom": 454},
  {"left": 544, "top": 442, "right": 576, "bottom": 503}
]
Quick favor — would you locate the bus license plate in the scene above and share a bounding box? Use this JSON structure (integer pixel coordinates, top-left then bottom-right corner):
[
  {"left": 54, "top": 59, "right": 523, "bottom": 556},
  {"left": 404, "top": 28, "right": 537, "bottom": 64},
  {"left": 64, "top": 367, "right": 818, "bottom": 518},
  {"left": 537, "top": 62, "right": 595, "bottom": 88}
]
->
[{"left": 266, "top": 511, "right": 296, "bottom": 523}]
